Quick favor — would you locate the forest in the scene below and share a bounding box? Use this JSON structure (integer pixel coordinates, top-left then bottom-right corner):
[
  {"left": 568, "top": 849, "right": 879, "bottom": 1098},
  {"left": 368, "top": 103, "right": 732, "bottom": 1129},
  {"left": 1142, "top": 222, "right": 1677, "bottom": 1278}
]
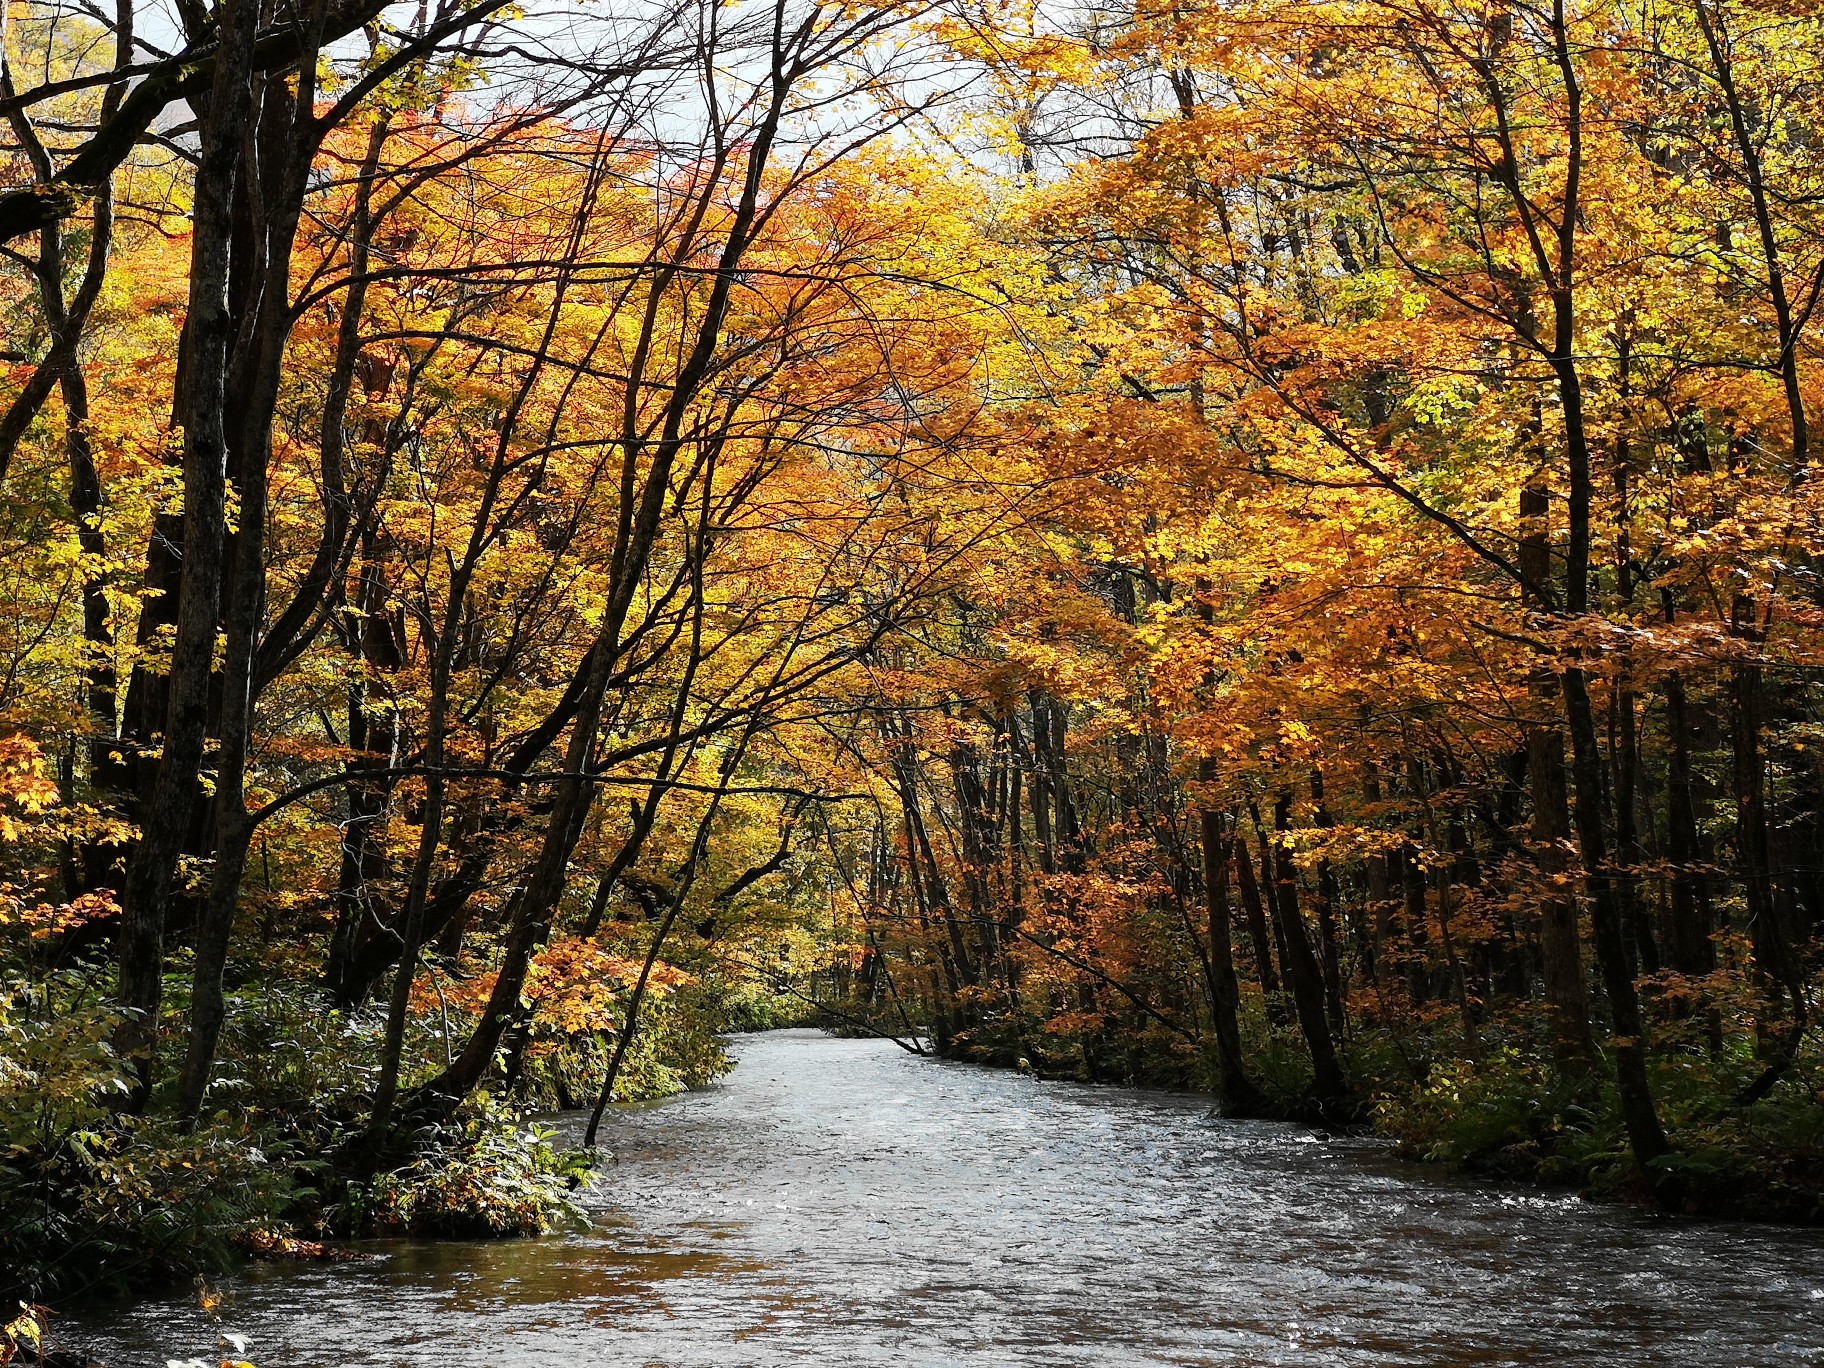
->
[{"left": 2, "top": 0, "right": 1823, "bottom": 1330}]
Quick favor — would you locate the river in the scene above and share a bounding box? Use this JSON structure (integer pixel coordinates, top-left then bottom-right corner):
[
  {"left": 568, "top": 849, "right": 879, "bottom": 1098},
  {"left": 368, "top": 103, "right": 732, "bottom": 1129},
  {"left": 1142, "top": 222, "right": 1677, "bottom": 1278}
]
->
[{"left": 68, "top": 1029, "right": 1824, "bottom": 1366}]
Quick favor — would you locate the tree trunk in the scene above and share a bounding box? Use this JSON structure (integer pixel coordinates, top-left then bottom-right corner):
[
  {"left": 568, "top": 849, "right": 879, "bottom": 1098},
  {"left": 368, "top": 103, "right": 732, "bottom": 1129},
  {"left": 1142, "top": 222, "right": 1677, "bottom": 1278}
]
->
[
  {"left": 1529, "top": 724, "right": 1595, "bottom": 1064},
  {"left": 112, "top": 0, "right": 260, "bottom": 1106},
  {"left": 1661, "top": 665, "right": 1717, "bottom": 1048},
  {"left": 1270, "top": 793, "right": 1349, "bottom": 1108},
  {"left": 1310, "top": 771, "right": 1346, "bottom": 1033},
  {"left": 1199, "top": 801, "right": 1263, "bottom": 1113},
  {"left": 1563, "top": 666, "right": 1671, "bottom": 1164},
  {"left": 1729, "top": 597, "right": 1805, "bottom": 1104},
  {"left": 1231, "top": 815, "right": 1282, "bottom": 1007}
]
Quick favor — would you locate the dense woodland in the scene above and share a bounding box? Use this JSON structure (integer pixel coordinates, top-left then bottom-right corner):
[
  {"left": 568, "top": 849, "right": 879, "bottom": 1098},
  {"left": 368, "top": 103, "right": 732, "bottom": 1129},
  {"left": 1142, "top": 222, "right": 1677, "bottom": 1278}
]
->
[{"left": 2, "top": 0, "right": 1823, "bottom": 1312}]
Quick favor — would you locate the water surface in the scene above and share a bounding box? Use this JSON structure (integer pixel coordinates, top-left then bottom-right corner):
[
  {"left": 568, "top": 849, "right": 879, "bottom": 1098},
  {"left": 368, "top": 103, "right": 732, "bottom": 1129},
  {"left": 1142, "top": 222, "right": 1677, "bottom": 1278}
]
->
[{"left": 69, "top": 1029, "right": 1824, "bottom": 1366}]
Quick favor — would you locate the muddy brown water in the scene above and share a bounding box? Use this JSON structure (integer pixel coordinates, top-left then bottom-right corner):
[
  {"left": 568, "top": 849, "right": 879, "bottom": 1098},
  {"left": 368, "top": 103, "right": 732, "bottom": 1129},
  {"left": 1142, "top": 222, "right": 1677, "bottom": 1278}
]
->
[{"left": 65, "top": 1029, "right": 1824, "bottom": 1366}]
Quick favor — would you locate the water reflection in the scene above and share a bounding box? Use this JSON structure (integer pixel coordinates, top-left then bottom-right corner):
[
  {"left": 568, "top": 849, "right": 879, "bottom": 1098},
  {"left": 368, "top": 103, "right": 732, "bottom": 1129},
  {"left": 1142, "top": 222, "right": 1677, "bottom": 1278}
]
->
[{"left": 67, "top": 1030, "right": 1824, "bottom": 1366}]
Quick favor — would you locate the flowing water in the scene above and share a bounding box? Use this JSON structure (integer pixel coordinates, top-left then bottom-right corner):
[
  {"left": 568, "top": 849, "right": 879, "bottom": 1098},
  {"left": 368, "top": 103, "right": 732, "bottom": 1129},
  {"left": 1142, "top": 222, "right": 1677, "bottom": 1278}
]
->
[{"left": 67, "top": 1029, "right": 1824, "bottom": 1366}]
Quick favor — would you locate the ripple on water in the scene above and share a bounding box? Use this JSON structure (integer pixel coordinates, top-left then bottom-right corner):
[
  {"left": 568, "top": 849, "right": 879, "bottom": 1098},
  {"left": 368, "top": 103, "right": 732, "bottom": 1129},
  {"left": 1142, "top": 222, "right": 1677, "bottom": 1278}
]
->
[{"left": 64, "top": 1029, "right": 1824, "bottom": 1367}]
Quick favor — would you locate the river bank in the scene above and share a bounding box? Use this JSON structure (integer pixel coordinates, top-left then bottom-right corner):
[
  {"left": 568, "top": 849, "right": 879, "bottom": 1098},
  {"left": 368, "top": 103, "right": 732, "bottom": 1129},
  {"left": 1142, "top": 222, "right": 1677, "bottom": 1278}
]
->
[{"left": 895, "top": 1007, "right": 1824, "bottom": 1227}]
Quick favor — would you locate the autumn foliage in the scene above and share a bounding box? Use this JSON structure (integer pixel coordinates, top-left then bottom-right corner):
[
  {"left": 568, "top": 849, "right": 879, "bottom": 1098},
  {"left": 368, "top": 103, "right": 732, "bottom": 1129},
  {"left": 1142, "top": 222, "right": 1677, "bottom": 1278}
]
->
[{"left": 1, "top": 0, "right": 1823, "bottom": 1301}]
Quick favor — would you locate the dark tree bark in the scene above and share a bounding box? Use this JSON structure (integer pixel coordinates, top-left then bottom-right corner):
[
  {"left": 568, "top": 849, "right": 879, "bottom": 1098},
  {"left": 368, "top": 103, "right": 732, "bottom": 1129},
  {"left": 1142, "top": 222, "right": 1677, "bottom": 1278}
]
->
[
  {"left": 1230, "top": 826, "right": 1282, "bottom": 1006},
  {"left": 1269, "top": 794, "right": 1349, "bottom": 1108},
  {"left": 1729, "top": 597, "right": 1806, "bottom": 1105},
  {"left": 1199, "top": 798, "right": 1264, "bottom": 1113},
  {"left": 1528, "top": 724, "right": 1596, "bottom": 1065},
  {"left": 112, "top": 0, "right": 261, "bottom": 1106}
]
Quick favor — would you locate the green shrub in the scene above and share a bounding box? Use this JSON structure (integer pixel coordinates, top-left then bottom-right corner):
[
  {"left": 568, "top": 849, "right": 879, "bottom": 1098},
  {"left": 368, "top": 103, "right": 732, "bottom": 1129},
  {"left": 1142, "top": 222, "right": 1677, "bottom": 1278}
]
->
[
  {"left": 1373, "top": 1046, "right": 1598, "bottom": 1178},
  {"left": 0, "top": 971, "right": 282, "bottom": 1299},
  {"left": 348, "top": 1099, "right": 588, "bottom": 1238}
]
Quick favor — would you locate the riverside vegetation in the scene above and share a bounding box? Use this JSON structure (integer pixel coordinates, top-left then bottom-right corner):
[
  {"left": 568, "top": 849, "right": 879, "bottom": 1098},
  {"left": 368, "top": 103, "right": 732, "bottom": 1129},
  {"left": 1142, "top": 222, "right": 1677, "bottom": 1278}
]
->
[{"left": 1, "top": 0, "right": 1823, "bottom": 1327}]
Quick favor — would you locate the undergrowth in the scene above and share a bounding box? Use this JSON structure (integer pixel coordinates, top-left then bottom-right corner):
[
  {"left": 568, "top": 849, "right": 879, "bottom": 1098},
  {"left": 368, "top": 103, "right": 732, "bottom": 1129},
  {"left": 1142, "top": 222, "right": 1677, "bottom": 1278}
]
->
[{"left": 0, "top": 957, "right": 752, "bottom": 1308}]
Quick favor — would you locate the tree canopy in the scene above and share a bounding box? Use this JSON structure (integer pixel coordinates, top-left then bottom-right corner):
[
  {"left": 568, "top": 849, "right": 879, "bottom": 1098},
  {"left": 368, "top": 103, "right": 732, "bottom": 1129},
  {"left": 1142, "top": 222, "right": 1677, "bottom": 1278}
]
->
[{"left": 3, "top": 0, "right": 1824, "bottom": 1304}]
